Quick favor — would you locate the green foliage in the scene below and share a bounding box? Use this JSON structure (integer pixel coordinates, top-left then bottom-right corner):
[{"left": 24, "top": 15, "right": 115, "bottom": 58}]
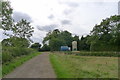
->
[
  {"left": 49, "top": 38, "right": 66, "bottom": 51},
  {"left": 90, "top": 41, "right": 119, "bottom": 51},
  {"left": 89, "top": 15, "right": 120, "bottom": 51},
  {"left": 2, "top": 0, "right": 13, "bottom": 32},
  {"left": 65, "top": 51, "right": 120, "bottom": 57},
  {"left": 2, "top": 1, "right": 34, "bottom": 41},
  {"left": 59, "top": 30, "right": 73, "bottom": 47},
  {"left": 0, "top": 0, "right": 2, "bottom": 19},
  {"left": 2, "top": 47, "right": 36, "bottom": 64},
  {"left": 2, "top": 37, "right": 30, "bottom": 48},
  {"left": 40, "top": 44, "right": 50, "bottom": 51},
  {"left": 79, "top": 35, "right": 90, "bottom": 51},
  {"left": 43, "top": 29, "right": 74, "bottom": 51},
  {"left": 14, "top": 19, "right": 34, "bottom": 38},
  {"left": 30, "top": 43, "right": 41, "bottom": 51},
  {"left": 2, "top": 52, "right": 12, "bottom": 63},
  {"left": 42, "top": 15, "right": 120, "bottom": 52}
]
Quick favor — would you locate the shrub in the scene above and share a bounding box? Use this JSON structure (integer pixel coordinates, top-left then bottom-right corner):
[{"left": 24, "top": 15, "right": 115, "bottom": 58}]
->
[
  {"left": 65, "top": 51, "right": 120, "bottom": 57},
  {"left": 2, "top": 47, "right": 36, "bottom": 64},
  {"left": 2, "top": 53, "right": 13, "bottom": 63}
]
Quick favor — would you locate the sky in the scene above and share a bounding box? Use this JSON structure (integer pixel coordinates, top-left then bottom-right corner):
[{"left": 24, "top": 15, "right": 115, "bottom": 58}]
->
[{"left": 1, "top": 0, "right": 120, "bottom": 44}]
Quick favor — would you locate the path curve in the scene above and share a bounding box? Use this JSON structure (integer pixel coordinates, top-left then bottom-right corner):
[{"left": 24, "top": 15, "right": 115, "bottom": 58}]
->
[{"left": 4, "top": 52, "right": 56, "bottom": 78}]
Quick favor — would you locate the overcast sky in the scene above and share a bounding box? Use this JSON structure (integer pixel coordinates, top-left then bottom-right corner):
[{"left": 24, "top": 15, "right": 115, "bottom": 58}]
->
[{"left": 1, "top": 0, "right": 120, "bottom": 43}]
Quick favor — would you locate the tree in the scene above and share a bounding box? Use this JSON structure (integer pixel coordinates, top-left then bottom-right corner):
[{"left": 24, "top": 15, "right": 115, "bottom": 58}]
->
[
  {"left": 79, "top": 35, "right": 90, "bottom": 51},
  {"left": 40, "top": 44, "right": 50, "bottom": 51},
  {"left": 43, "top": 29, "right": 73, "bottom": 51},
  {"left": 1, "top": 1, "right": 34, "bottom": 42},
  {"left": 30, "top": 43, "right": 41, "bottom": 50},
  {"left": 49, "top": 38, "right": 66, "bottom": 51},
  {"left": 89, "top": 15, "right": 120, "bottom": 51},
  {"left": 43, "top": 29, "right": 60, "bottom": 44},
  {"left": 59, "top": 30, "right": 73, "bottom": 47},
  {"left": 2, "top": 0, "right": 13, "bottom": 35},
  {"left": 2, "top": 37, "right": 30, "bottom": 48},
  {"left": 0, "top": 0, "right": 2, "bottom": 18},
  {"left": 14, "top": 19, "right": 34, "bottom": 39}
]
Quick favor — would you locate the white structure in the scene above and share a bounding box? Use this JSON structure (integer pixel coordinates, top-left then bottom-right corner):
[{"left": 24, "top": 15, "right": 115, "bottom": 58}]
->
[{"left": 72, "top": 41, "right": 77, "bottom": 51}]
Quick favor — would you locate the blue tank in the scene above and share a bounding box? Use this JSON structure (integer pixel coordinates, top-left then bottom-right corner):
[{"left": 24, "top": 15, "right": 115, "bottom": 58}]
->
[{"left": 60, "top": 46, "right": 69, "bottom": 51}]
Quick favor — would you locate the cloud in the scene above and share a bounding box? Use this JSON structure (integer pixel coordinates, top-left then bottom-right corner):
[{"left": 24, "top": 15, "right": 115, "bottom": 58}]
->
[
  {"left": 63, "top": 9, "right": 73, "bottom": 15},
  {"left": 61, "top": 20, "right": 71, "bottom": 25},
  {"left": 37, "top": 24, "right": 59, "bottom": 32},
  {"left": 48, "top": 14, "right": 54, "bottom": 19},
  {"left": 59, "top": 1, "right": 79, "bottom": 8},
  {"left": 13, "top": 11, "right": 32, "bottom": 22},
  {"left": 118, "top": 1, "right": 120, "bottom": 14},
  {"left": 66, "top": 2, "right": 79, "bottom": 7}
]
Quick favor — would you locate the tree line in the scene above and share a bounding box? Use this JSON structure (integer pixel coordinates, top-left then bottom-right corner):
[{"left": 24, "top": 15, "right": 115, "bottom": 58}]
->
[
  {"left": 35, "top": 15, "right": 120, "bottom": 51},
  {"left": 1, "top": 0, "right": 120, "bottom": 53}
]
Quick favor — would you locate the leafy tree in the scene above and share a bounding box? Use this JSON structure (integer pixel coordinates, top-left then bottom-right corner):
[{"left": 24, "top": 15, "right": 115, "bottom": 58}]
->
[
  {"left": 40, "top": 44, "right": 50, "bottom": 51},
  {"left": 49, "top": 38, "right": 66, "bottom": 51},
  {"left": 14, "top": 19, "right": 34, "bottom": 39},
  {"left": 0, "top": 0, "right": 2, "bottom": 18},
  {"left": 89, "top": 15, "right": 120, "bottom": 51},
  {"left": 1, "top": 1, "right": 34, "bottom": 42},
  {"left": 43, "top": 29, "right": 60, "bottom": 44},
  {"left": 59, "top": 30, "right": 73, "bottom": 47},
  {"left": 43, "top": 29, "right": 73, "bottom": 51},
  {"left": 30, "top": 43, "right": 41, "bottom": 50},
  {"left": 2, "top": 0, "right": 13, "bottom": 35},
  {"left": 2, "top": 37, "right": 30, "bottom": 48},
  {"left": 79, "top": 35, "right": 90, "bottom": 51}
]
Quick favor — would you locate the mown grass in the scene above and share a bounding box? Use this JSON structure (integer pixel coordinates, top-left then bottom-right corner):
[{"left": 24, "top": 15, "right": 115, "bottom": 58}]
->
[
  {"left": 2, "top": 52, "right": 41, "bottom": 77},
  {"left": 50, "top": 53, "right": 118, "bottom": 78}
]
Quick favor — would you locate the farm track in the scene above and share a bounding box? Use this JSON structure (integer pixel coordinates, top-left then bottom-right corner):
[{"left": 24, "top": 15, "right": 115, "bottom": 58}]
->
[{"left": 4, "top": 52, "right": 56, "bottom": 78}]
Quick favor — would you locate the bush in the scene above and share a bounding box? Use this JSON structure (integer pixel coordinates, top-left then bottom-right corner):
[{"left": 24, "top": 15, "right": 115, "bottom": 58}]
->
[
  {"left": 90, "top": 41, "right": 120, "bottom": 51},
  {"left": 2, "top": 47, "right": 36, "bottom": 64},
  {"left": 2, "top": 53, "right": 13, "bottom": 63},
  {"left": 65, "top": 51, "right": 120, "bottom": 57}
]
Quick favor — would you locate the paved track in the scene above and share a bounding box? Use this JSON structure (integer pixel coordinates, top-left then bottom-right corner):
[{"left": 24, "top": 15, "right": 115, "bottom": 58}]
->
[{"left": 4, "top": 53, "right": 56, "bottom": 78}]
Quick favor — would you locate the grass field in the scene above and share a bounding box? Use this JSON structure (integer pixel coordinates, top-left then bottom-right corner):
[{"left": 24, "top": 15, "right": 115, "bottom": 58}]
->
[
  {"left": 2, "top": 52, "right": 41, "bottom": 77},
  {"left": 50, "top": 53, "right": 118, "bottom": 78}
]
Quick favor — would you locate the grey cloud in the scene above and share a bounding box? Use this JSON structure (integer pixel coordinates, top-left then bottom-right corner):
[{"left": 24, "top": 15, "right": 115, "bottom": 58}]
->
[
  {"left": 66, "top": 2, "right": 79, "bottom": 7},
  {"left": 13, "top": 11, "right": 32, "bottom": 22},
  {"left": 63, "top": 9, "right": 73, "bottom": 15},
  {"left": 59, "top": 1, "right": 79, "bottom": 8},
  {"left": 61, "top": 20, "right": 71, "bottom": 25},
  {"left": 48, "top": 14, "right": 54, "bottom": 19},
  {"left": 37, "top": 24, "right": 58, "bottom": 32}
]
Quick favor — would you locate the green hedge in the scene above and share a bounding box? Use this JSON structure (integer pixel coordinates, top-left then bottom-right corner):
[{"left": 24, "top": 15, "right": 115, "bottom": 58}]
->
[
  {"left": 2, "top": 47, "right": 36, "bottom": 64},
  {"left": 90, "top": 42, "right": 120, "bottom": 51},
  {"left": 64, "top": 51, "right": 120, "bottom": 57}
]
